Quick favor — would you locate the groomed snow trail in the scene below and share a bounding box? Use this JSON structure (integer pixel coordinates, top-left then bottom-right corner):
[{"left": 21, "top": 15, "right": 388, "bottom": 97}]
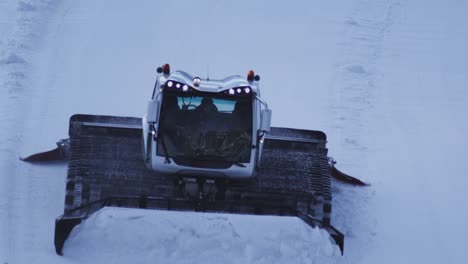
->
[
  {"left": 2, "top": 0, "right": 468, "bottom": 263},
  {"left": 328, "top": 0, "right": 403, "bottom": 262},
  {"left": 362, "top": 1, "right": 468, "bottom": 262},
  {"left": 329, "top": 0, "right": 468, "bottom": 263},
  {"left": 1, "top": 1, "right": 64, "bottom": 263},
  {"left": 1, "top": 1, "right": 350, "bottom": 263}
]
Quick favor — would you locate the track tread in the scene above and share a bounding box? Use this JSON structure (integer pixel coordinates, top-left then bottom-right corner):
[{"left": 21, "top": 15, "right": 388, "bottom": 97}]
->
[{"left": 63, "top": 115, "right": 333, "bottom": 224}]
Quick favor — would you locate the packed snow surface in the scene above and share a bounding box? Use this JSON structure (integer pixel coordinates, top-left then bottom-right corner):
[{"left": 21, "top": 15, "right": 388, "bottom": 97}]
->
[
  {"left": 64, "top": 208, "right": 339, "bottom": 264},
  {"left": 1, "top": 0, "right": 468, "bottom": 263}
]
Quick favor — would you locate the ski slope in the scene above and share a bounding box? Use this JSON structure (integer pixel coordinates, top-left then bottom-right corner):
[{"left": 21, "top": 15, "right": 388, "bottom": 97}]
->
[{"left": 1, "top": 0, "right": 468, "bottom": 263}]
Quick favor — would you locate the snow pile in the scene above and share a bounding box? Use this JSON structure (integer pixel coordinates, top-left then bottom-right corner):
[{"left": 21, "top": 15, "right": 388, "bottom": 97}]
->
[{"left": 63, "top": 208, "right": 340, "bottom": 264}]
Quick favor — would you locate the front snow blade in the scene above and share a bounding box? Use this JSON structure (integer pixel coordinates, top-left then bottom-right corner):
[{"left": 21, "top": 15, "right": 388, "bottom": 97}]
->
[
  {"left": 331, "top": 166, "right": 369, "bottom": 186},
  {"left": 20, "top": 139, "right": 70, "bottom": 162}
]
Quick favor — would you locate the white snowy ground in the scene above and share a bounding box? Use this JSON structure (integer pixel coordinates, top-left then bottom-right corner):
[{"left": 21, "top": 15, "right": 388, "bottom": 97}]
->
[{"left": 1, "top": 0, "right": 468, "bottom": 263}]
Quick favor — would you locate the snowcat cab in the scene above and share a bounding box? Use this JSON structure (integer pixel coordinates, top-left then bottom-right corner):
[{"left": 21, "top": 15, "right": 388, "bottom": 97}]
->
[{"left": 142, "top": 65, "right": 271, "bottom": 180}]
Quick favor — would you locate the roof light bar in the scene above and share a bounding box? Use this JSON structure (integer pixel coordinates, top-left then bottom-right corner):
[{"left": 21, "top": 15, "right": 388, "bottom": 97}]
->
[
  {"left": 225, "top": 87, "right": 252, "bottom": 96},
  {"left": 165, "top": 80, "right": 191, "bottom": 92}
]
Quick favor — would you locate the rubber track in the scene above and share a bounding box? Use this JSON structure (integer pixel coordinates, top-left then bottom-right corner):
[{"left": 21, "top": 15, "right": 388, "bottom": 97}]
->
[{"left": 64, "top": 115, "right": 333, "bottom": 222}]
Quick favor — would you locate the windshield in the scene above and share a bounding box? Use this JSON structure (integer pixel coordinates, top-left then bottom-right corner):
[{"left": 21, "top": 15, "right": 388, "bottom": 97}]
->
[{"left": 157, "top": 90, "right": 253, "bottom": 166}]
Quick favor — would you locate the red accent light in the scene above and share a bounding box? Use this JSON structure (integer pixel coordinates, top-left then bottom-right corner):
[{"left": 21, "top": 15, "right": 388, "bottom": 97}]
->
[
  {"left": 162, "top": 64, "right": 170, "bottom": 74},
  {"left": 247, "top": 70, "right": 255, "bottom": 81}
]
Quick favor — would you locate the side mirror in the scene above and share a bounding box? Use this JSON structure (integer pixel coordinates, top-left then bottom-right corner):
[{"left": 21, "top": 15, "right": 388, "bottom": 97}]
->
[
  {"left": 147, "top": 99, "right": 160, "bottom": 123},
  {"left": 260, "top": 109, "right": 272, "bottom": 132}
]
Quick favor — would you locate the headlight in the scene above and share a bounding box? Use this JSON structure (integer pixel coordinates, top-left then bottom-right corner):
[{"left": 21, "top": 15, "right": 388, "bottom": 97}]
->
[
  {"left": 165, "top": 81, "right": 192, "bottom": 92},
  {"left": 226, "top": 87, "right": 252, "bottom": 95},
  {"left": 193, "top": 77, "right": 201, "bottom": 86}
]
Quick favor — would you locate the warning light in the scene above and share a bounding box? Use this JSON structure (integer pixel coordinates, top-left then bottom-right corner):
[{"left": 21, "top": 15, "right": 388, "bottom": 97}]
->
[
  {"left": 162, "top": 64, "right": 170, "bottom": 75},
  {"left": 247, "top": 70, "right": 255, "bottom": 82}
]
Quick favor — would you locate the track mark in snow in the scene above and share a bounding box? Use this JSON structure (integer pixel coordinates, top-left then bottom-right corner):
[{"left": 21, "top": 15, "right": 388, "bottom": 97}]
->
[
  {"left": 346, "top": 64, "right": 369, "bottom": 75},
  {"left": 330, "top": 0, "right": 402, "bottom": 170},
  {"left": 17, "top": 1, "right": 38, "bottom": 12},
  {"left": 0, "top": 1, "right": 61, "bottom": 263},
  {"left": 329, "top": 0, "right": 403, "bottom": 262},
  {"left": 126, "top": 215, "right": 144, "bottom": 221},
  {"left": 0, "top": 53, "right": 26, "bottom": 65}
]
